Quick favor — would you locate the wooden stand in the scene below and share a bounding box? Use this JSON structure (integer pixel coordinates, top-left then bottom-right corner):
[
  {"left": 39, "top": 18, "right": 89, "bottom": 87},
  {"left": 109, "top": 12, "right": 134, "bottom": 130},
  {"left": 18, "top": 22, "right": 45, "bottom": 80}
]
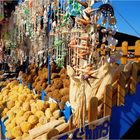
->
[
  {"left": 98, "top": 40, "right": 140, "bottom": 65},
  {"left": 130, "top": 62, "right": 138, "bottom": 94},
  {"left": 117, "top": 40, "right": 140, "bottom": 64}
]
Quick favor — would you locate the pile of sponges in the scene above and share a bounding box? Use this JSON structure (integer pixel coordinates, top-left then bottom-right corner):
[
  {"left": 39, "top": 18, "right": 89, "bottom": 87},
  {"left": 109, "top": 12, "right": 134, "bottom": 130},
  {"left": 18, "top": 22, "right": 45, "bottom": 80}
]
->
[
  {"left": 0, "top": 81, "right": 64, "bottom": 140},
  {"left": 19, "top": 63, "right": 70, "bottom": 104}
]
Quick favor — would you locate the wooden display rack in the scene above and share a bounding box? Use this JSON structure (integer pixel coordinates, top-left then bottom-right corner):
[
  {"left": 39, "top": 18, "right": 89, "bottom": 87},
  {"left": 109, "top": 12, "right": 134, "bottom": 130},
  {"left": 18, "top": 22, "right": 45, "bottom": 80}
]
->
[
  {"left": 120, "top": 40, "right": 140, "bottom": 64},
  {"left": 99, "top": 40, "right": 140, "bottom": 64}
]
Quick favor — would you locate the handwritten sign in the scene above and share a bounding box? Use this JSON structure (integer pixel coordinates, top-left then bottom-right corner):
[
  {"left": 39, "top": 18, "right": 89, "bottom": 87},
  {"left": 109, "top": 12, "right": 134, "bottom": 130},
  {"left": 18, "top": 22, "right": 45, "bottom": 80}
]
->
[{"left": 52, "top": 116, "right": 110, "bottom": 140}]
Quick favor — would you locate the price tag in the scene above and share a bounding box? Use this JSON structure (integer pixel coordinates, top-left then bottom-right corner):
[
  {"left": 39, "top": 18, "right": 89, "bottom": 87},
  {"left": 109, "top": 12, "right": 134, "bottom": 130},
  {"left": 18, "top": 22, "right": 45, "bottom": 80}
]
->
[
  {"left": 41, "top": 90, "right": 46, "bottom": 101},
  {"left": 49, "top": 97, "right": 57, "bottom": 103},
  {"left": 66, "top": 101, "right": 71, "bottom": 107},
  {"left": 33, "top": 89, "right": 36, "bottom": 94}
]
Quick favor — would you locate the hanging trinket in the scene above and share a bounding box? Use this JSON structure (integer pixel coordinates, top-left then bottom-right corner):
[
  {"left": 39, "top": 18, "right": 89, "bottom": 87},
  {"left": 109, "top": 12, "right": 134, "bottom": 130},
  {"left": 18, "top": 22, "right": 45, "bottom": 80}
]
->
[
  {"left": 101, "top": 29, "right": 107, "bottom": 43},
  {"left": 107, "top": 34, "right": 118, "bottom": 46},
  {"left": 108, "top": 15, "right": 117, "bottom": 26},
  {"left": 90, "top": 0, "right": 100, "bottom": 6},
  {"left": 29, "top": 0, "right": 32, "bottom": 8},
  {"left": 102, "top": 16, "right": 107, "bottom": 26}
]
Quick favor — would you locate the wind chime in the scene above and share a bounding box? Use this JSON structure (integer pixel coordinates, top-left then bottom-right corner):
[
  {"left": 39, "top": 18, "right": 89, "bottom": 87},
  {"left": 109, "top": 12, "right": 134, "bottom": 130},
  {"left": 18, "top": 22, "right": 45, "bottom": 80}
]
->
[
  {"left": 66, "top": 0, "right": 118, "bottom": 75},
  {"left": 48, "top": 0, "right": 68, "bottom": 68}
]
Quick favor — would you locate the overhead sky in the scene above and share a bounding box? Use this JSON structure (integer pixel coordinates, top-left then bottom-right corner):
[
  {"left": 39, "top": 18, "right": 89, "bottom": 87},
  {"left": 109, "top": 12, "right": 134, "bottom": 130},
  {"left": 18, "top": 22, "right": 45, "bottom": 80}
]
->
[{"left": 111, "top": 0, "right": 140, "bottom": 38}]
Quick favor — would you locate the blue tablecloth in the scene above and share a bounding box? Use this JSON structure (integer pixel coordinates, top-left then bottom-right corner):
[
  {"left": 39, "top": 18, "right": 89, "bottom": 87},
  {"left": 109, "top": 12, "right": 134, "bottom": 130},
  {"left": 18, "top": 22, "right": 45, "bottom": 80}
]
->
[{"left": 110, "top": 84, "right": 140, "bottom": 139}]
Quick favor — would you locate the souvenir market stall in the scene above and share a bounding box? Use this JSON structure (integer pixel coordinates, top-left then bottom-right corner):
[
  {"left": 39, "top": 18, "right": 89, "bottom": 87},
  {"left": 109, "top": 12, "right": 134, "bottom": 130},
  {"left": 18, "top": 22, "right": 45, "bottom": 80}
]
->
[{"left": 0, "top": 0, "right": 140, "bottom": 139}]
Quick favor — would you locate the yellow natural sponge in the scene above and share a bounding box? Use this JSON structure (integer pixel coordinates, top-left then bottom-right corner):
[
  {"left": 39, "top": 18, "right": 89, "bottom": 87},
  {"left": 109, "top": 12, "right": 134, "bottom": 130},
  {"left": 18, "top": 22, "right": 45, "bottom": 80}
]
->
[
  {"left": 36, "top": 100, "right": 49, "bottom": 111},
  {"left": 16, "top": 110, "right": 25, "bottom": 118},
  {"left": 33, "top": 94, "right": 40, "bottom": 100},
  {"left": 35, "top": 110, "right": 44, "bottom": 118},
  {"left": 20, "top": 121, "right": 32, "bottom": 133},
  {"left": 0, "top": 94, "right": 3, "bottom": 101},
  {"left": 11, "top": 126, "right": 23, "bottom": 138},
  {"left": 23, "top": 88, "right": 31, "bottom": 94},
  {"left": 15, "top": 101, "right": 23, "bottom": 108},
  {"left": 18, "top": 94, "right": 27, "bottom": 102},
  {"left": 39, "top": 116, "right": 49, "bottom": 125},
  {"left": 2, "top": 108, "right": 9, "bottom": 117},
  {"left": 31, "top": 104, "right": 38, "bottom": 114},
  {"left": 50, "top": 102, "right": 58, "bottom": 112},
  {"left": 53, "top": 110, "right": 61, "bottom": 119},
  {"left": 7, "top": 100, "right": 15, "bottom": 109},
  {"left": 12, "top": 85, "right": 19, "bottom": 92},
  {"left": 25, "top": 94, "right": 34, "bottom": 102},
  {"left": 7, "top": 111, "right": 16, "bottom": 120},
  {"left": 28, "top": 115, "right": 39, "bottom": 125},
  {"left": 16, "top": 116, "right": 25, "bottom": 125},
  {"left": 2, "top": 89, "right": 9, "bottom": 95},
  {"left": 22, "top": 102, "right": 31, "bottom": 111},
  {"left": 18, "top": 84, "right": 24, "bottom": 93},
  {"left": 23, "top": 111, "right": 32, "bottom": 121},
  {"left": 2, "top": 94, "right": 8, "bottom": 102},
  {"left": 8, "top": 94, "right": 18, "bottom": 102},
  {"left": 12, "top": 107, "right": 23, "bottom": 114},
  {"left": 45, "top": 108, "right": 52, "bottom": 118},
  {"left": 6, "top": 120, "right": 16, "bottom": 131},
  {"left": 36, "top": 123, "right": 42, "bottom": 128},
  {"left": 22, "top": 133, "right": 29, "bottom": 139},
  {"left": 5, "top": 130, "right": 14, "bottom": 139},
  {"left": 30, "top": 100, "right": 35, "bottom": 104},
  {"left": 15, "top": 136, "right": 22, "bottom": 140}
]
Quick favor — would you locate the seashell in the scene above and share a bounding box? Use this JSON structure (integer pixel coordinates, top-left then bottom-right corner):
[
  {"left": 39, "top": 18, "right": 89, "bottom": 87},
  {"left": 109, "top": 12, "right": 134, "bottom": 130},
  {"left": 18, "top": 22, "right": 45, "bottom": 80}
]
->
[
  {"left": 82, "top": 11, "right": 90, "bottom": 21},
  {"left": 108, "top": 16, "right": 117, "bottom": 26},
  {"left": 68, "top": 44, "right": 78, "bottom": 48},
  {"left": 96, "top": 24, "right": 100, "bottom": 29},
  {"left": 102, "top": 36, "right": 107, "bottom": 43},
  {"left": 101, "top": 29, "right": 107, "bottom": 33},
  {"left": 84, "top": 7, "right": 96, "bottom": 15},
  {"left": 78, "top": 36, "right": 88, "bottom": 41},
  {"left": 69, "top": 39, "right": 77, "bottom": 45},
  {"left": 102, "top": 17, "right": 107, "bottom": 25},
  {"left": 76, "top": 18, "right": 90, "bottom": 26},
  {"left": 75, "top": 0, "right": 88, "bottom": 8},
  {"left": 77, "top": 45, "right": 89, "bottom": 49}
]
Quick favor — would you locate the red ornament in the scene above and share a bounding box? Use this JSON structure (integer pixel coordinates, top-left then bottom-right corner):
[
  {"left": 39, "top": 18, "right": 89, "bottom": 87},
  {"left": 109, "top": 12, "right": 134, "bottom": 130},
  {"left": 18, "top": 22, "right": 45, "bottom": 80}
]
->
[{"left": 29, "top": 0, "right": 32, "bottom": 8}]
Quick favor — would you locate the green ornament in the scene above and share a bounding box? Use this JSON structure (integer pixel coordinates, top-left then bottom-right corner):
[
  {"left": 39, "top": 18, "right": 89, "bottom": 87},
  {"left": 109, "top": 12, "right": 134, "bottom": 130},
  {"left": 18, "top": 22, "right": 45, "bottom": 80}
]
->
[
  {"left": 0, "top": 14, "right": 4, "bottom": 21},
  {"left": 54, "top": 39, "right": 63, "bottom": 49},
  {"left": 23, "top": 8, "right": 29, "bottom": 15},
  {"left": 69, "top": 0, "right": 74, "bottom": 5},
  {"left": 56, "top": 57, "right": 65, "bottom": 68}
]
